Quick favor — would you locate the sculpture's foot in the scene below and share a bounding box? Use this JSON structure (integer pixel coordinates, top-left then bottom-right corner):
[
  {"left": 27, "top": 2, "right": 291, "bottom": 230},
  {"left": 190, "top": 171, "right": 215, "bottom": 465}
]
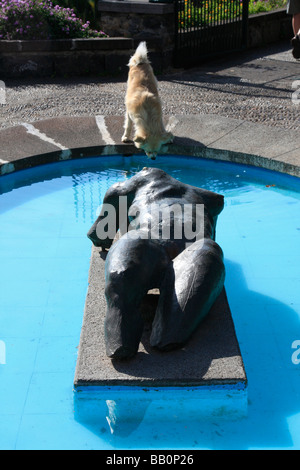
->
[
  {"left": 107, "top": 345, "right": 137, "bottom": 360},
  {"left": 152, "top": 342, "right": 183, "bottom": 352}
]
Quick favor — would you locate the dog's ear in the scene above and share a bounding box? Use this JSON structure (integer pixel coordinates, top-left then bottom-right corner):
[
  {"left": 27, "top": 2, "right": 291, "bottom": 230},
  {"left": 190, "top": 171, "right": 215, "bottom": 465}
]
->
[{"left": 134, "top": 135, "right": 146, "bottom": 147}]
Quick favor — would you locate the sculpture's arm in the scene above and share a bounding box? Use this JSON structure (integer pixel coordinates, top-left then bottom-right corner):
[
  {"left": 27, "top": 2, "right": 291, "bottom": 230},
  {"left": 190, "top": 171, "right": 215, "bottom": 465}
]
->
[
  {"left": 87, "top": 179, "right": 135, "bottom": 249},
  {"left": 191, "top": 187, "right": 224, "bottom": 217}
]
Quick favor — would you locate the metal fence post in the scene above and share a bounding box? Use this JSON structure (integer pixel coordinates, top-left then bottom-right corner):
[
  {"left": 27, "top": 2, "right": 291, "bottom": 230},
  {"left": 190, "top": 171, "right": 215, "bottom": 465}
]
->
[
  {"left": 174, "top": 0, "right": 249, "bottom": 67},
  {"left": 242, "top": 0, "right": 249, "bottom": 47}
]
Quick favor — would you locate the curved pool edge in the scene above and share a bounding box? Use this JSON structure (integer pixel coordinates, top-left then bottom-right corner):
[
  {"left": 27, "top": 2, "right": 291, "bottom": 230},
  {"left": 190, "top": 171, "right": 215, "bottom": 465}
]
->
[
  {"left": 0, "top": 144, "right": 300, "bottom": 448},
  {"left": 0, "top": 114, "right": 299, "bottom": 178}
]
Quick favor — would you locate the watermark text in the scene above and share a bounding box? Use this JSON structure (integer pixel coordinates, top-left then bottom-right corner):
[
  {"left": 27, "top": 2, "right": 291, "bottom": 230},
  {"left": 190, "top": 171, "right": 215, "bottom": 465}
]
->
[
  {"left": 291, "top": 340, "right": 300, "bottom": 365},
  {"left": 292, "top": 80, "right": 300, "bottom": 105},
  {"left": 0, "top": 80, "right": 6, "bottom": 105},
  {"left": 0, "top": 340, "right": 6, "bottom": 365},
  {"left": 95, "top": 197, "right": 205, "bottom": 249}
]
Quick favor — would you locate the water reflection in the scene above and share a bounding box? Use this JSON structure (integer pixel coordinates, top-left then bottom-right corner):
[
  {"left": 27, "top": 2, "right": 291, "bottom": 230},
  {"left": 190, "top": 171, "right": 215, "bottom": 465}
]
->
[
  {"left": 71, "top": 169, "right": 128, "bottom": 224},
  {"left": 73, "top": 257, "right": 300, "bottom": 449},
  {"left": 105, "top": 399, "right": 151, "bottom": 437},
  {"left": 2, "top": 154, "right": 298, "bottom": 222},
  {"left": 74, "top": 383, "right": 247, "bottom": 438}
]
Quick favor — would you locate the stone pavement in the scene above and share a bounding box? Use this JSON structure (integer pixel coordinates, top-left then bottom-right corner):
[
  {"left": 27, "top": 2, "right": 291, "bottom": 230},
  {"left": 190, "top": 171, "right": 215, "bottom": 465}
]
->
[
  {"left": 0, "top": 40, "right": 299, "bottom": 130},
  {"left": 0, "top": 40, "right": 299, "bottom": 178}
]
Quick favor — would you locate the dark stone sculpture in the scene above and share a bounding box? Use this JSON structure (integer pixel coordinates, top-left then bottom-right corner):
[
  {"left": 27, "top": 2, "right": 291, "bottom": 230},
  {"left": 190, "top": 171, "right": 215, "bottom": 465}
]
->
[{"left": 87, "top": 167, "right": 225, "bottom": 359}]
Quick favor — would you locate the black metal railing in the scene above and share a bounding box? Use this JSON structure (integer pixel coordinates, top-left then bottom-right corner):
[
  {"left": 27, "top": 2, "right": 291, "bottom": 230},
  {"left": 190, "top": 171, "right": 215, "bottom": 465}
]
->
[{"left": 174, "top": 0, "right": 249, "bottom": 67}]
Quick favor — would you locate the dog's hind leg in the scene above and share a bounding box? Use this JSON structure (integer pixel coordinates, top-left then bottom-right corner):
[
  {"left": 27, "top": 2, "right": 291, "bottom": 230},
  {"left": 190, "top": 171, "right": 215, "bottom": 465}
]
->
[{"left": 122, "top": 112, "right": 133, "bottom": 142}]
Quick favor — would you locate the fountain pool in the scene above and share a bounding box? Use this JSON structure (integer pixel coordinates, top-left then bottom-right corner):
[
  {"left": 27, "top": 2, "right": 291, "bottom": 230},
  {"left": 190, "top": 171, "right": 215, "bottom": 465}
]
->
[{"left": 0, "top": 154, "right": 299, "bottom": 450}]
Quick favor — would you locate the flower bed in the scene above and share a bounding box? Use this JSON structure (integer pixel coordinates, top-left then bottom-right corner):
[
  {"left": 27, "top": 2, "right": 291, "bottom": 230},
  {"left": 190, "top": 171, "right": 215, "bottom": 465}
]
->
[
  {"left": 0, "top": 0, "right": 107, "bottom": 40},
  {"left": 179, "top": 0, "right": 243, "bottom": 28}
]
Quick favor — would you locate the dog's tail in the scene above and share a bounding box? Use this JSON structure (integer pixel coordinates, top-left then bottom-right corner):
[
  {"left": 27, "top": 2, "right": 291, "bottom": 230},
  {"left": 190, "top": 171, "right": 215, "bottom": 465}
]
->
[{"left": 128, "top": 42, "right": 149, "bottom": 67}]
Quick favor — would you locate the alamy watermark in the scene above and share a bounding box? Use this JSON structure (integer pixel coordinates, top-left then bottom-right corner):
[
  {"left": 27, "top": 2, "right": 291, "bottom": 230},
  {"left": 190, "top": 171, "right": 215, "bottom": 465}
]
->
[
  {"left": 292, "top": 80, "right": 300, "bottom": 105},
  {"left": 95, "top": 197, "right": 205, "bottom": 249},
  {"left": 0, "top": 340, "right": 6, "bottom": 365},
  {"left": 0, "top": 80, "right": 6, "bottom": 105},
  {"left": 291, "top": 340, "right": 300, "bottom": 365}
]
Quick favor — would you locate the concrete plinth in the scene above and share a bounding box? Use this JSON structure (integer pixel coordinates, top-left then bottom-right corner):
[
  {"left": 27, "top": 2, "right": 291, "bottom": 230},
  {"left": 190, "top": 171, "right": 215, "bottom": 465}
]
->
[{"left": 74, "top": 245, "right": 247, "bottom": 390}]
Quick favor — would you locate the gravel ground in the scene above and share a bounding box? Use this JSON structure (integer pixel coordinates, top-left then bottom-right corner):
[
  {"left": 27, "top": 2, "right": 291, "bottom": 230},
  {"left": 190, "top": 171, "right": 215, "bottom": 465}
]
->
[{"left": 1, "top": 41, "right": 299, "bottom": 130}]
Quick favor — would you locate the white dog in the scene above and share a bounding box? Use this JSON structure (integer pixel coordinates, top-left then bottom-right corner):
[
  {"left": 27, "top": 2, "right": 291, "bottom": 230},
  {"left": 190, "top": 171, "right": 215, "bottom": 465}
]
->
[{"left": 121, "top": 42, "right": 173, "bottom": 160}]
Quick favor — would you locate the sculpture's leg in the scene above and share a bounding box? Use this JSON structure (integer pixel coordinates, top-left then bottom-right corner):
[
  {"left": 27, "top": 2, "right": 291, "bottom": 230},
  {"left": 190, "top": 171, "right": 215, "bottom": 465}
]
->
[
  {"left": 150, "top": 238, "right": 225, "bottom": 351},
  {"left": 104, "top": 234, "right": 170, "bottom": 359}
]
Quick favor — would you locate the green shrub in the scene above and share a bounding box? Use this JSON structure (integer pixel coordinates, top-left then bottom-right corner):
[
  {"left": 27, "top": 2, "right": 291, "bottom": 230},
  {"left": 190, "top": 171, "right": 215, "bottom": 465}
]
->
[
  {"left": 0, "top": 0, "right": 107, "bottom": 40},
  {"left": 178, "top": 0, "right": 288, "bottom": 28},
  {"left": 249, "top": 0, "right": 287, "bottom": 14},
  {"left": 179, "top": 0, "right": 243, "bottom": 29}
]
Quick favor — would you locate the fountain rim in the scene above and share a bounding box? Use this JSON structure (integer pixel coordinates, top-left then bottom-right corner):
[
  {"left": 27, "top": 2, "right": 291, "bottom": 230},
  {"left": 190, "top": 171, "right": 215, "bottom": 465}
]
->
[{"left": 0, "top": 114, "right": 299, "bottom": 179}]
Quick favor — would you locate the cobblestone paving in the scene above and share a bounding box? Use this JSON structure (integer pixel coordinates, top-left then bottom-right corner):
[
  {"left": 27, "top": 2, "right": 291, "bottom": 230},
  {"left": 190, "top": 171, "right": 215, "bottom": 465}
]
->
[{"left": 0, "top": 42, "right": 299, "bottom": 131}]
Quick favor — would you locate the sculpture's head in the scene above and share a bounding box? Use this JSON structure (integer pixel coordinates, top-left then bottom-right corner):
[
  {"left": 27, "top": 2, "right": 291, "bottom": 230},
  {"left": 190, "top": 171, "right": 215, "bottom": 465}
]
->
[
  {"left": 87, "top": 220, "right": 101, "bottom": 246},
  {"left": 87, "top": 217, "right": 113, "bottom": 250}
]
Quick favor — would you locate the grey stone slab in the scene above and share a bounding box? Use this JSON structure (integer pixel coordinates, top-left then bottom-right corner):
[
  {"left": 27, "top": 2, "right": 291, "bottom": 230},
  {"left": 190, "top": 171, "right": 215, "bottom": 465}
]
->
[
  {"left": 103, "top": 115, "right": 125, "bottom": 144},
  {"left": 0, "top": 38, "right": 134, "bottom": 53},
  {"left": 207, "top": 120, "right": 300, "bottom": 160},
  {"left": 72, "top": 38, "right": 133, "bottom": 51},
  {"left": 273, "top": 147, "right": 300, "bottom": 165},
  {"left": 0, "top": 115, "right": 299, "bottom": 178},
  {"left": 74, "top": 245, "right": 247, "bottom": 389},
  {"left": 33, "top": 117, "right": 105, "bottom": 150},
  {"left": 169, "top": 114, "right": 244, "bottom": 149},
  {"left": 0, "top": 124, "right": 60, "bottom": 161}
]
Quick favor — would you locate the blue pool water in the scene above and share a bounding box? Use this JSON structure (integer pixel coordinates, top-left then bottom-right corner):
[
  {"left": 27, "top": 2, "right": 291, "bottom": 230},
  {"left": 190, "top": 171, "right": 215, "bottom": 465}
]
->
[{"left": 0, "top": 154, "right": 300, "bottom": 450}]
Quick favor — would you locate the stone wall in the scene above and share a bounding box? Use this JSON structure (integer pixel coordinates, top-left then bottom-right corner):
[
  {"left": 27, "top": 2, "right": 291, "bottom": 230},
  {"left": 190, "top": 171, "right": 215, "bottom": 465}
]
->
[
  {"left": 0, "top": 5, "right": 294, "bottom": 79},
  {"left": 0, "top": 38, "right": 134, "bottom": 79},
  {"left": 248, "top": 9, "right": 293, "bottom": 48},
  {"left": 97, "top": 1, "right": 175, "bottom": 71}
]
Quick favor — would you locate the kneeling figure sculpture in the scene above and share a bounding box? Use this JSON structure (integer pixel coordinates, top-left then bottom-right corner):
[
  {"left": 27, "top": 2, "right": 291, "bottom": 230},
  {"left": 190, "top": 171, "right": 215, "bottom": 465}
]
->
[{"left": 88, "top": 167, "right": 225, "bottom": 359}]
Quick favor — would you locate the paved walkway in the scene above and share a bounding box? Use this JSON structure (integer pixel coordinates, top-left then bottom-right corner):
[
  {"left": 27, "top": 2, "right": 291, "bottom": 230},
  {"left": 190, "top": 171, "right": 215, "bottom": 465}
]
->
[{"left": 0, "top": 41, "right": 299, "bottom": 176}]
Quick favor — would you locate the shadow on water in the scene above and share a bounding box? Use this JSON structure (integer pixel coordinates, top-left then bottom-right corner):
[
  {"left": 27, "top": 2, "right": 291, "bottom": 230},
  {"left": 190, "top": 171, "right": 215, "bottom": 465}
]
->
[{"left": 73, "top": 258, "right": 300, "bottom": 449}]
